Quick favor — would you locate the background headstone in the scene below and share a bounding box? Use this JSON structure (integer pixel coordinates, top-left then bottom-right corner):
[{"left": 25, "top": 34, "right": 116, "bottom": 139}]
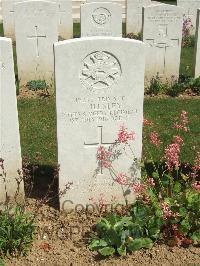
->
[
  {"left": 0, "top": 0, "right": 2, "bottom": 22},
  {"left": 0, "top": 37, "right": 23, "bottom": 205},
  {"left": 177, "top": 0, "right": 200, "bottom": 33},
  {"left": 143, "top": 4, "right": 183, "bottom": 83},
  {"left": 15, "top": 0, "right": 58, "bottom": 86},
  {"left": 86, "top": 0, "right": 112, "bottom": 2},
  {"left": 2, "top": 0, "right": 26, "bottom": 39},
  {"left": 2, "top": 0, "right": 72, "bottom": 40},
  {"left": 54, "top": 37, "right": 145, "bottom": 209},
  {"left": 194, "top": 9, "right": 200, "bottom": 77},
  {"left": 126, "top": 0, "right": 151, "bottom": 35},
  {"left": 55, "top": 0, "right": 73, "bottom": 40},
  {"left": 81, "top": 2, "right": 122, "bottom": 37}
]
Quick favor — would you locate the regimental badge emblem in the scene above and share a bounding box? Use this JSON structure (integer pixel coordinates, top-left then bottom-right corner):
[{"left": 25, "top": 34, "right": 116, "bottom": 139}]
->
[
  {"left": 80, "top": 51, "right": 122, "bottom": 91},
  {"left": 92, "top": 7, "right": 111, "bottom": 25}
]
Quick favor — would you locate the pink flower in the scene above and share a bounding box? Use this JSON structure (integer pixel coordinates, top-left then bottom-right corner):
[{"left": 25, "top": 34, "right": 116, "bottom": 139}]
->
[
  {"left": 164, "top": 143, "right": 181, "bottom": 171},
  {"left": 143, "top": 118, "right": 153, "bottom": 126},
  {"left": 149, "top": 131, "right": 162, "bottom": 147},
  {"left": 97, "top": 146, "right": 112, "bottom": 169},
  {"left": 98, "top": 193, "right": 106, "bottom": 210},
  {"left": 117, "top": 125, "right": 135, "bottom": 143},
  {"left": 147, "top": 177, "right": 155, "bottom": 187},
  {"left": 191, "top": 152, "right": 200, "bottom": 178},
  {"left": 161, "top": 202, "right": 173, "bottom": 220},
  {"left": 132, "top": 183, "right": 144, "bottom": 194},
  {"left": 115, "top": 173, "right": 128, "bottom": 185},
  {"left": 192, "top": 181, "right": 200, "bottom": 192},
  {"left": 173, "top": 110, "right": 189, "bottom": 132},
  {"left": 161, "top": 202, "right": 179, "bottom": 220},
  {"left": 173, "top": 135, "right": 184, "bottom": 145}
]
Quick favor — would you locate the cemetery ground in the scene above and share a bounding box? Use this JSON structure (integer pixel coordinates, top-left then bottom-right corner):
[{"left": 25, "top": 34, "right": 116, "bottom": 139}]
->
[
  {"left": 4, "top": 99, "right": 200, "bottom": 265},
  {"left": 0, "top": 24, "right": 200, "bottom": 265}
]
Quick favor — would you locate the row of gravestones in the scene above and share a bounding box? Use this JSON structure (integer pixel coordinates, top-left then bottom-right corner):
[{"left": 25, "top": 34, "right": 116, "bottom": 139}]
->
[
  {"left": 0, "top": 36, "right": 144, "bottom": 209},
  {"left": 0, "top": 1, "right": 200, "bottom": 210},
  {"left": 2, "top": 0, "right": 200, "bottom": 86},
  {"left": 2, "top": 0, "right": 200, "bottom": 31}
]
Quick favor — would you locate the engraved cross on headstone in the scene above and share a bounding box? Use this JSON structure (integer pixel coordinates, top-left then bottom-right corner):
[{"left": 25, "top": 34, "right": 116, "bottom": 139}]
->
[
  {"left": 135, "top": 6, "right": 142, "bottom": 30},
  {"left": 145, "top": 25, "right": 179, "bottom": 75},
  {"left": 58, "top": 4, "right": 65, "bottom": 25},
  {"left": 84, "top": 126, "right": 115, "bottom": 174},
  {"left": 27, "top": 26, "right": 46, "bottom": 57}
]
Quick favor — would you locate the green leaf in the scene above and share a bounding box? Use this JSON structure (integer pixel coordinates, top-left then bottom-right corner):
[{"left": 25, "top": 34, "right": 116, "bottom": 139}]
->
[
  {"left": 191, "top": 230, "right": 200, "bottom": 245},
  {"left": 186, "top": 191, "right": 199, "bottom": 207},
  {"left": 181, "top": 173, "right": 189, "bottom": 181},
  {"left": 117, "top": 245, "right": 127, "bottom": 256},
  {"left": 96, "top": 218, "right": 111, "bottom": 233},
  {"left": 0, "top": 259, "right": 5, "bottom": 266},
  {"left": 89, "top": 239, "right": 108, "bottom": 250},
  {"left": 128, "top": 238, "right": 153, "bottom": 251},
  {"left": 179, "top": 207, "right": 187, "bottom": 217},
  {"left": 99, "top": 247, "right": 115, "bottom": 256},
  {"left": 173, "top": 182, "right": 182, "bottom": 193},
  {"left": 114, "top": 217, "right": 133, "bottom": 230},
  {"left": 180, "top": 219, "right": 191, "bottom": 234}
]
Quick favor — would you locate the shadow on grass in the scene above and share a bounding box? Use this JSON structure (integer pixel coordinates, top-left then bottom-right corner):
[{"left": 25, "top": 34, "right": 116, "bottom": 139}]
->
[{"left": 25, "top": 164, "right": 60, "bottom": 210}]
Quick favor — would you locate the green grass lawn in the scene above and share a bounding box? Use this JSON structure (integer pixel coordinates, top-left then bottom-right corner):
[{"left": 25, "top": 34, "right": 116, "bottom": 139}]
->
[{"left": 18, "top": 98, "right": 200, "bottom": 166}]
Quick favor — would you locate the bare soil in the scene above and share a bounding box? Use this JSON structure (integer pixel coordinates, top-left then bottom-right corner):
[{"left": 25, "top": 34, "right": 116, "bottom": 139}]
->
[
  {"left": 17, "top": 87, "right": 53, "bottom": 99},
  {"left": 4, "top": 200, "right": 200, "bottom": 266},
  {"left": 18, "top": 86, "right": 200, "bottom": 100}
]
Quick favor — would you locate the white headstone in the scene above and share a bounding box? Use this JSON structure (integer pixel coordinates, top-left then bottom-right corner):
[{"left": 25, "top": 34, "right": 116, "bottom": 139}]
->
[
  {"left": 2, "top": 0, "right": 72, "bottom": 40},
  {"left": 56, "top": 0, "right": 73, "bottom": 40},
  {"left": 143, "top": 4, "right": 183, "bottom": 83},
  {"left": 126, "top": 0, "right": 151, "bottom": 35},
  {"left": 81, "top": 2, "right": 122, "bottom": 37},
  {"left": 15, "top": 0, "right": 58, "bottom": 86},
  {"left": 2, "top": 0, "right": 22, "bottom": 39},
  {"left": 54, "top": 37, "right": 145, "bottom": 210},
  {"left": 0, "top": 37, "right": 23, "bottom": 205},
  {"left": 177, "top": 0, "right": 200, "bottom": 33},
  {"left": 0, "top": 0, "right": 3, "bottom": 23},
  {"left": 86, "top": 0, "right": 112, "bottom": 2},
  {"left": 194, "top": 9, "right": 200, "bottom": 77}
]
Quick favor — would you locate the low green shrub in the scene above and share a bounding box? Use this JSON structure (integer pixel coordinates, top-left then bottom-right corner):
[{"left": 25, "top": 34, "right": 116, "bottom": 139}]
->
[
  {"left": 147, "top": 75, "right": 167, "bottom": 96},
  {"left": 0, "top": 206, "right": 36, "bottom": 257},
  {"left": 126, "top": 32, "right": 142, "bottom": 41},
  {"left": 190, "top": 76, "right": 200, "bottom": 95},
  {"left": 26, "top": 80, "right": 48, "bottom": 92},
  {"left": 147, "top": 74, "right": 200, "bottom": 97},
  {"left": 89, "top": 214, "right": 154, "bottom": 256},
  {"left": 166, "top": 80, "right": 185, "bottom": 97},
  {"left": 89, "top": 111, "right": 200, "bottom": 257}
]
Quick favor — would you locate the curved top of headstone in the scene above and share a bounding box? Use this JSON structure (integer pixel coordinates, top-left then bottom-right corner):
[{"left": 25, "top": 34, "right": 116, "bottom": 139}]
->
[{"left": 54, "top": 36, "right": 144, "bottom": 48}]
